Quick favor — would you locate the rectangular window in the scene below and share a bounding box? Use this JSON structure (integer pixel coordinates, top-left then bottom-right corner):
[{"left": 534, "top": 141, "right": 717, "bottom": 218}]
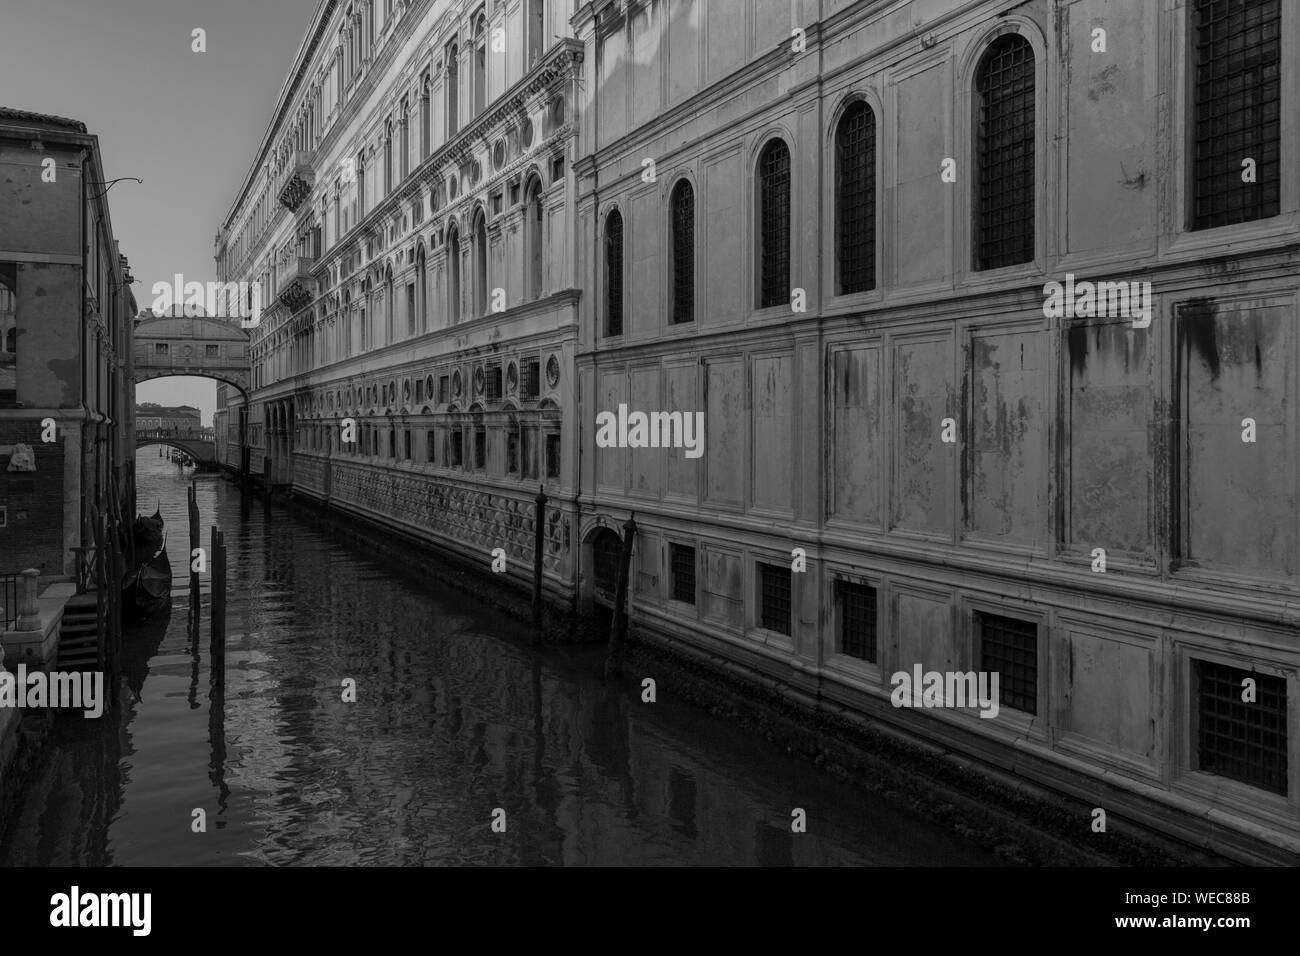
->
[
  {"left": 388, "top": 429, "right": 396, "bottom": 458},
  {"left": 439, "top": 375, "right": 450, "bottom": 403},
  {"left": 1195, "top": 658, "right": 1287, "bottom": 795},
  {"left": 837, "top": 580, "right": 877, "bottom": 663},
  {"left": 415, "top": 378, "right": 423, "bottom": 403},
  {"left": 407, "top": 283, "right": 416, "bottom": 336},
  {"left": 670, "top": 543, "right": 696, "bottom": 604},
  {"left": 450, "top": 429, "right": 463, "bottom": 467},
  {"left": 522, "top": 359, "right": 541, "bottom": 400},
  {"left": 205, "top": 344, "right": 220, "bottom": 357},
  {"left": 978, "top": 611, "right": 1037, "bottom": 715},
  {"left": 545, "top": 433, "right": 560, "bottom": 479},
  {"left": 522, "top": 427, "right": 538, "bottom": 479},
  {"left": 758, "top": 562, "right": 792, "bottom": 635},
  {"left": 403, "top": 429, "right": 411, "bottom": 460},
  {"left": 427, "top": 429, "right": 437, "bottom": 463},
  {"left": 485, "top": 364, "right": 502, "bottom": 401},
  {"left": 1191, "top": 0, "right": 1281, "bottom": 230},
  {"left": 474, "top": 426, "right": 486, "bottom": 469},
  {"left": 154, "top": 343, "right": 169, "bottom": 355},
  {"left": 507, "top": 429, "right": 519, "bottom": 475}
]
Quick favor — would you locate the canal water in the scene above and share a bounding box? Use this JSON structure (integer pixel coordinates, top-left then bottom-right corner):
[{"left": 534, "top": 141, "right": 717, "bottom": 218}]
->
[{"left": 0, "top": 452, "right": 1003, "bottom": 866}]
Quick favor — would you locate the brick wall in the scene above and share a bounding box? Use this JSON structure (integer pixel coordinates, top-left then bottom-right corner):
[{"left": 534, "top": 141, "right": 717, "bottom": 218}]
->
[{"left": 0, "top": 419, "right": 67, "bottom": 574}]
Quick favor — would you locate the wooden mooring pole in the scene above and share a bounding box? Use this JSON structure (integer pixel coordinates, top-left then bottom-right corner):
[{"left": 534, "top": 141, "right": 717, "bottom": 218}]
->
[
  {"left": 604, "top": 513, "right": 637, "bottom": 680},
  {"left": 210, "top": 526, "right": 227, "bottom": 687},
  {"left": 532, "top": 484, "right": 547, "bottom": 643},
  {"left": 188, "top": 481, "right": 200, "bottom": 616}
]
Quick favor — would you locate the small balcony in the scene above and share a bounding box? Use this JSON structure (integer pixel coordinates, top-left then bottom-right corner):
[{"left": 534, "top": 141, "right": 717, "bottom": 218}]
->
[
  {"left": 277, "top": 257, "right": 316, "bottom": 314},
  {"left": 277, "top": 151, "right": 316, "bottom": 212}
]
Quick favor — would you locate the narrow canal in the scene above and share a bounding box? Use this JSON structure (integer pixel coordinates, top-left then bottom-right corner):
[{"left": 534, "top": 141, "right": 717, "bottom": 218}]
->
[{"left": 1, "top": 452, "right": 1004, "bottom": 866}]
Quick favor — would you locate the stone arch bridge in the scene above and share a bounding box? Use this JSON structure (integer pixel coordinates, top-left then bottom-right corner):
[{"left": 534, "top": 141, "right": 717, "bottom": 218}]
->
[{"left": 131, "top": 313, "right": 252, "bottom": 474}]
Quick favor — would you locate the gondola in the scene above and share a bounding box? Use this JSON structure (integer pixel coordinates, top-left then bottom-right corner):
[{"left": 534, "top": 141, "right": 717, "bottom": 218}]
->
[{"left": 121, "top": 509, "right": 171, "bottom": 621}]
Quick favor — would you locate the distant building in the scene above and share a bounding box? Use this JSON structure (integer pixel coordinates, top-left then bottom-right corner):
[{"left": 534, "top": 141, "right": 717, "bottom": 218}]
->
[
  {"left": 0, "top": 106, "right": 136, "bottom": 578},
  {"left": 135, "top": 402, "right": 202, "bottom": 433}
]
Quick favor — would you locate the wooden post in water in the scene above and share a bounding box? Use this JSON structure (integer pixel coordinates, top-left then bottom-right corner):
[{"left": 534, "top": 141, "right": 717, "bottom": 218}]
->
[
  {"left": 188, "top": 482, "right": 200, "bottom": 616},
  {"left": 210, "top": 526, "right": 226, "bottom": 687},
  {"left": 532, "top": 484, "right": 547, "bottom": 642},
  {"left": 604, "top": 513, "right": 637, "bottom": 680}
]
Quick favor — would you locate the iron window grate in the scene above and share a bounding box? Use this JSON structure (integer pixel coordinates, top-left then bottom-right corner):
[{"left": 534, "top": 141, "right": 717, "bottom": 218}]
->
[
  {"left": 670, "top": 543, "right": 696, "bottom": 604},
  {"left": 1192, "top": 0, "right": 1281, "bottom": 230},
  {"left": 1196, "top": 658, "right": 1287, "bottom": 795},
  {"left": 522, "top": 359, "right": 541, "bottom": 400},
  {"left": 605, "top": 210, "right": 624, "bottom": 337},
  {"left": 671, "top": 181, "right": 695, "bottom": 324},
  {"left": 759, "top": 140, "right": 791, "bottom": 309},
  {"left": 978, "top": 611, "right": 1037, "bottom": 715},
  {"left": 836, "top": 101, "right": 876, "bottom": 293},
  {"left": 975, "top": 34, "right": 1035, "bottom": 271},
  {"left": 485, "top": 364, "right": 502, "bottom": 401},
  {"left": 759, "top": 562, "right": 792, "bottom": 635},
  {"left": 837, "top": 580, "right": 877, "bottom": 662}
]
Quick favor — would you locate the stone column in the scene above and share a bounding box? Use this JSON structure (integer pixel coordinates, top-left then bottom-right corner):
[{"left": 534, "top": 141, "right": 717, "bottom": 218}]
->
[{"left": 16, "top": 569, "right": 40, "bottom": 632}]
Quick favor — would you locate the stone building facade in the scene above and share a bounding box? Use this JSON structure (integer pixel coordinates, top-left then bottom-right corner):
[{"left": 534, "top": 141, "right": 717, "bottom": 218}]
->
[
  {"left": 216, "top": 0, "right": 584, "bottom": 603},
  {"left": 0, "top": 107, "right": 137, "bottom": 578},
  {"left": 223, "top": 0, "right": 1300, "bottom": 860}
]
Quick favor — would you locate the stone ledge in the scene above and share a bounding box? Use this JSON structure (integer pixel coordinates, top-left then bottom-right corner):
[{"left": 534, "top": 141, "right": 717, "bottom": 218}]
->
[{"left": 1, "top": 582, "right": 76, "bottom": 670}]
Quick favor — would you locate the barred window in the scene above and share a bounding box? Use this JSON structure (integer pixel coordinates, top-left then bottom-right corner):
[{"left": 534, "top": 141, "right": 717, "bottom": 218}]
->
[
  {"left": 670, "top": 543, "right": 696, "bottom": 604},
  {"left": 758, "top": 139, "right": 791, "bottom": 309},
  {"left": 1191, "top": 0, "right": 1281, "bottom": 230},
  {"left": 759, "top": 562, "right": 792, "bottom": 635},
  {"left": 836, "top": 101, "right": 876, "bottom": 294},
  {"left": 978, "top": 611, "right": 1037, "bottom": 715},
  {"left": 1195, "top": 659, "right": 1287, "bottom": 795},
  {"left": 974, "top": 34, "right": 1035, "bottom": 271},
  {"left": 837, "top": 580, "right": 877, "bottom": 662},
  {"left": 484, "top": 364, "right": 502, "bottom": 401},
  {"left": 671, "top": 180, "right": 695, "bottom": 324},
  {"left": 604, "top": 209, "right": 624, "bottom": 337},
  {"left": 522, "top": 359, "right": 541, "bottom": 399}
]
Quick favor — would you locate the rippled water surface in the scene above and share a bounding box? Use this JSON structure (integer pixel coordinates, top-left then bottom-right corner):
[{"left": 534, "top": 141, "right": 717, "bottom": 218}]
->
[{"left": 0, "top": 453, "right": 1003, "bottom": 866}]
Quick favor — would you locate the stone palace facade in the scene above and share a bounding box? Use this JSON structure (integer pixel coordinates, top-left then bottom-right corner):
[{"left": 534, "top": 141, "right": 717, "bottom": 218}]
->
[{"left": 217, "top": 0, "right": 1300, "bottom": 862}]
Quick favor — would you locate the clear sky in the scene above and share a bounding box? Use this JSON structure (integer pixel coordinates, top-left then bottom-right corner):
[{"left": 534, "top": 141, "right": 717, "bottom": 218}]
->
[{"left": 0, "top": 0, "right": 323, "bottom": 425}]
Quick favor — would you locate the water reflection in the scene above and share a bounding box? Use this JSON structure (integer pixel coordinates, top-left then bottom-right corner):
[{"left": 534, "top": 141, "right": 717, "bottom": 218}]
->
[{"left": 0, "top": 454, "right": 1002, "bottom": 866}]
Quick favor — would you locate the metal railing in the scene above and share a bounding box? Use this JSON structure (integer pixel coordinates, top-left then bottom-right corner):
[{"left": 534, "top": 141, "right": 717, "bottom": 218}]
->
[{"left": 0, "top": 571, "right": 19, "bottom": 630}]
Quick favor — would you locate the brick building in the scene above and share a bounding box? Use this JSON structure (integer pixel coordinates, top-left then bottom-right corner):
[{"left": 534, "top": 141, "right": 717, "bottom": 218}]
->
[{"left": 0, "top": 107, "right": 137, "bottom": 579}]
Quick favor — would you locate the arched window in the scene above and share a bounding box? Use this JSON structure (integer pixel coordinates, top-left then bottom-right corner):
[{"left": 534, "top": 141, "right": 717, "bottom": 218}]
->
[
  {"left": 525, "top": 176, "right": 544, "bottom": 301},
  {"left": 472, "top": 209, "right": 488, "bottom": 316},
  {"left": 399, "top": 98, "right": 409, "bottom": 180},
  {"left": 384, "top": 266, "right": 394, "bottom": 343},
  {"left": 447, "top": 224, "right": 462, "bottom": 323},
  {"left": 383, "top": 120, "right": 393, "bottom": 195},
  {"left": 528, "top": 0, "right": 546, "bottom": 69},
  {"left": 604, "top": 208, "right": 624, "bottom": 337},
  {"left": 446, "top": 42, "right": 460, "bottom": 138},
  {"left": 416, "top": 247, "right": 427, "bottom": 333},
  {"left": 757, "top": 139, "right": 790, "bottom": 309},
  {"left": 420, "top": 73, "right": 431, "bottom": 159},
  {"left": 473, "top": 13, "right": 487, "bottom": 119},
  {"left": 974, "top": 34, "right": 1035, "bottom": 270},
  {"left": 836, "top": 101, "right": 876, "bottom": 294},
  {"left": 360, "top": 277, "right": 370, "bottom": 350},
  {"left": 670, "top": 180, "right": 694, "bottom": 324}
]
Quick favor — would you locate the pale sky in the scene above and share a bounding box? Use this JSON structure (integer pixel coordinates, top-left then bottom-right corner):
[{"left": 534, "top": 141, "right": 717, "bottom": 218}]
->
[{"left": 0, "top": 0, "right": 323, "bottom": 425}]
